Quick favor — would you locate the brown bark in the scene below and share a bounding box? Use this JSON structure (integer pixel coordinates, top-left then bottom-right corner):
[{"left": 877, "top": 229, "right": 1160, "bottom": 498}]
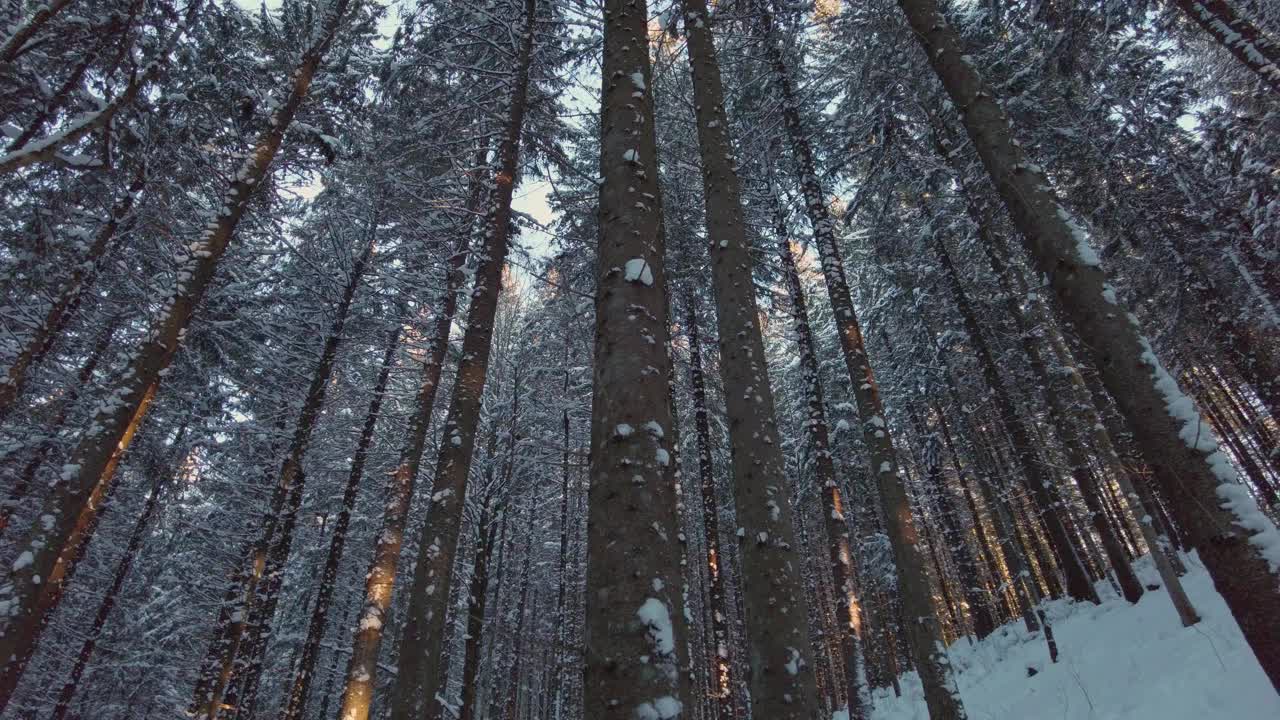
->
[
  {"left": 0, "top": 0, "right": 77, "bottom": 62},
  {"left": 772, "top": 227, "right": 877, "bottom": 706},
  {"left": 680, "top": 0, "right": 820, "bottom": 713},
  {"left": 0, "top": 0, "right": 354, "bottom": 703},
  {"left": 759, "top": 7, "right": 965, "bottom": 715},
  {"left": 898, "top": 0, "right": 1280, "bottom": 688},
  {"left": 2, "top": 315, "right": 120, "bottom": 534},
  {"left": 281, "top": 327, "right": 401, "bottom": 720},
  {"left": 1172, "top": 0, "right": 1280, "bottom": 94},
  {"left": 380, "top": 6, "right": 535, "bottom": 718},
  {"left": 50, "top": 423, "right": 189, "bottom": 720},
  {"left": 0, "top": 166, "right": 144, "bottom": 421},
  {"left": 329, "top": 199, "right": 478, "bottom": 720},
  {"left": 582, "top": 0, "right": 691, "bottom": 713},
  {"left": 685, "top": 299, "right": 735, "bottom": 720}
]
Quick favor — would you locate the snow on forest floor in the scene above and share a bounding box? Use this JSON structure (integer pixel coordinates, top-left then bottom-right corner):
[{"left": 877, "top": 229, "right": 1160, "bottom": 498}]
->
[{"left": 870, "top": 553, "right": 1280, "bottom": 720}]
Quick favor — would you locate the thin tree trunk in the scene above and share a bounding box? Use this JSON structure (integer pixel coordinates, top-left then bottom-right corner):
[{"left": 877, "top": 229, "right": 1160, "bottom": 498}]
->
[
  {"left": 583, "top": 0, "right": 690, "bottom": 713},
  {"left": 680, "top": 0, "right": 821, "bottom": 713},
  {"left": 0, "top": 1, "right": 353, "bottom": 706},
  {"left": 201, "top": 213, "right": 378, "bottom": 720},
  {"left": 382, "top": 6, "right": 536, "bottom": 718},
  {"left": 685, "top": 297, "right": 736, "bottom": 720},
  {"left": 929, "top": 227, "right": 1100, "bottom": 604},
  {"left": 898, "top": 0, "right": 1280, "bottom": 687},
  {"left": 2, "top": 314, "right": 120, "bottom": 534},
  {"left": 758, "top": 7, "right": 965, "bottom": 715},
  {"left": 777, "top": 229, "right": 871, "bottom": 717},
  {"left": 281, "top": 327, "right": 402, "bottom": 720},
  {"left": 0, "top": 166, "right": 144, "bottom": 421},
  {"left": 329, "top": 200, "right": 478, "bottom": 720},
  {"left": 1172, "top": 0, "right": 1280, "bottom": 93},
  {"left": 457, "top": 498, "right": 500, "bottom": 720},
  {"left": 50, "top": 422, "right": 190, "bottom": 720}
]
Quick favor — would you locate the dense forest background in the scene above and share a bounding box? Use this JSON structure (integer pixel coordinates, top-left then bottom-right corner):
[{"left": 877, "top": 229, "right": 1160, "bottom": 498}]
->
[{"left": 1, "top": 0, "right": 1278, "bottom": 718}]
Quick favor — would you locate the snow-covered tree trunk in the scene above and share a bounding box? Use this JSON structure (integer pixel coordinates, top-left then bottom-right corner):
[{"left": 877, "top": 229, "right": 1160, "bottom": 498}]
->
[
  {"left": 897, "top": 0, "right": 1280, "bottom": 690},
  {"left": 0, "top": 167, "right": 144, "bottom": 421},
  {"left": 383, "top": 4, "right": 537, "bottom": 718},
  {"left": 281, "top": 326, "right": 402, "bottom": 720},
  {"left": 1172, "top": 0, "right": 1280, "bottom": 93},
  {"left": 776, "top": 227, "right": 868, "bottom": 719},
  {"left": 758, "top": 6, "right": 966, "bottom": 716},
  {"left": 0, "top": 0, "right": 354, "bottom": 705},
  {"left": 331, "top": 180, "right": 482, "bottom": 720},
  {"left": 678, "top": 0, "right": 821, "bottom": 714},
  {"left": 582, "top": 0, "right": 690, "bottom": 714}
]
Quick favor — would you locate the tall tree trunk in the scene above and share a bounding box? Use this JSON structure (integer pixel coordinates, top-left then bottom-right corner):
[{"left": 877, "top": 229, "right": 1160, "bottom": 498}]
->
[
  {"left": 548, "top": 315, "right": 575, "bottom": 719},
  {"left": 679, "top": 0, "right": 821, "bottom": 713},
  {"left": 0, "top": 166, "right": 144, "bottom": 421},
  {"left": 329, "top": 198, "right": 478, "bottom": 720},
  {"left": 281, "top": 327, "right": 402, "bottom": 720},
  {"left": 200, "top": 213, "right": 378, "bottom": 720},
  {"left": 1172, "top": 0, "right": 1280, "bottom": 93},
  {"left": 504, "top": 503, "right": 536, "bottom": 720},
  {"left": 881, "top": 326, "right": 998, "bottom": 638},
  {"left": 50, "top": 422, "right": 190, "bottom": 720},
  {"left": 457, "top": 497, "right": 500, "bottom": 720},
  {"left": 583, "top": 0, "right": 690, "bottom": 713},
  {"left": 2, "top": 314, "right": 120, "bottom": 534},
  {"left": 758, "top": 7, "right": 966, "bottom": 716},
  {"left": 898, "top": 0, "right": 1280, "bottom": 688},
  {"left": 0, "top": 1, "right": 353, "bottom": 706},
  {"left": 382, "top": 6, "right": 536, "bottom": 718},
  {"left": 929, "top": 227, "right": 1100, "bottom": 604},
  {"left": 328, "top": 145, "right": 483, "bottom": 720},
  {"left": 776, "top": 229, "right": 869, "bottom": 717},
  {"left": 685, "top": 297, "right": 736, "bottom": 720}
]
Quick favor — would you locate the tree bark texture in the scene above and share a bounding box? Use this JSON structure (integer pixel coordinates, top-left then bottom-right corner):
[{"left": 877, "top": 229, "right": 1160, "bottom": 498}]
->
[{"left": 897, "top": 0, "right": 1280, "bottom": 689}]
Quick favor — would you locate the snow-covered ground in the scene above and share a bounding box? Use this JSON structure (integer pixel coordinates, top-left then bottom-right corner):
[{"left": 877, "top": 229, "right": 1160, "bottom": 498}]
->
[{"left": 870, "top": 553, "right": 1280, "bottom": 720}]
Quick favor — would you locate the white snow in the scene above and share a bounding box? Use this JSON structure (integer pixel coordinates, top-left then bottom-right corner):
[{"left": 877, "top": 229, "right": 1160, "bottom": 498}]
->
[
  {"left": 623, "top": 149, "right": 639, "bottom": 162},
  {"left": 11, "top": 551, "right": 33, "bottom": 572},
  {"left": 630, "top": 72, "right": 646, "bottom": 90},
  {"left": 624, "top": 258, "right": 654, "bottom": 286},
  {"left": 615, "top": 423, "right": 635, "bottom": 438},
  {"left": 635, "top": 696, "right": 681, "bottom": 719},
  {"left": 870, "top": 554, "right": 1280, "bottom": 720},
  {"left": 637, "top": 597, "right": 675, "bottom": 655},
  {"left": 1135, "top": 333, "right": 1280, "bottom": 571}
]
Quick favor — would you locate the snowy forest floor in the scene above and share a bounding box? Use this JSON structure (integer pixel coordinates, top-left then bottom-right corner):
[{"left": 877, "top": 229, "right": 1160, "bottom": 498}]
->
[{"left": 871, "top": 553, "right": 1280, "bottom": 719}]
